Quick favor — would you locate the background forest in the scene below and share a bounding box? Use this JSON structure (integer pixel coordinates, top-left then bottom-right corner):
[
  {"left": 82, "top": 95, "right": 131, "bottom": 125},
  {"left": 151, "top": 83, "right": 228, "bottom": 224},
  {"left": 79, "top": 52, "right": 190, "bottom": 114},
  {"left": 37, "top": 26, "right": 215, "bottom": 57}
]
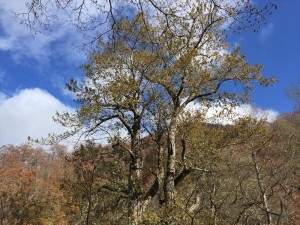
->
[
  {"left": 0, "top": 111, "right": 299, "bottom": 224},
  {"left": 0, "top": 0, "right": 299, "bottom": 224}
]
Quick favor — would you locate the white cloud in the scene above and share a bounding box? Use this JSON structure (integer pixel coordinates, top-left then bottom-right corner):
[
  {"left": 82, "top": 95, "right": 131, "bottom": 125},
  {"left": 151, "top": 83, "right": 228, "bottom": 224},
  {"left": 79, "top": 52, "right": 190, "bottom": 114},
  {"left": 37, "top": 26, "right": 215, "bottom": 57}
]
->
[
  {"left": 0, "top": 88, "right": 280, "bottom": 149},
  {"left": 0, "top": 88, "right": 75, "bottom": 147},
  {"left": 185, "top": 100, "right": 279, "bottom": 124},
  {"left": 230, "top": 104, "right": 279, "bottom": 122}
]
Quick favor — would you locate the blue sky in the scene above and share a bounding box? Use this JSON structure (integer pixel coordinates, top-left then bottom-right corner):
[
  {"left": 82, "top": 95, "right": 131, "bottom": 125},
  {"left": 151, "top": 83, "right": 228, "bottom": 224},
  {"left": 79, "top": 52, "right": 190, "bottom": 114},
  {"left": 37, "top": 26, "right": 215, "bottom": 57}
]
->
[
  {"left": 0, "top": 0, "right": 299, "bottom": 147},
  {"left": 236, "top": 0, "right": 300, "bottom": 111}
]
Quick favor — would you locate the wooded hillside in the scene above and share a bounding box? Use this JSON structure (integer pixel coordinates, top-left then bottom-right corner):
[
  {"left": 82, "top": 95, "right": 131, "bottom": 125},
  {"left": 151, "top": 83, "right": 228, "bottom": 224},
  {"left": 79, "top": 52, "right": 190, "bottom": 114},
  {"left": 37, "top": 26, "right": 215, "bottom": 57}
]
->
[{"left": 1, "top": 112, "right": 299, "bottom": 224}]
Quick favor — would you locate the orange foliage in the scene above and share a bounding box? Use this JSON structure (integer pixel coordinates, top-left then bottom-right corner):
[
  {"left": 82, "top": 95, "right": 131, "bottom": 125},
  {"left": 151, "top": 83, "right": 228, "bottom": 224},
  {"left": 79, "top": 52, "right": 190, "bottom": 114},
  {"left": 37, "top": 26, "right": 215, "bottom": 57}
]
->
[{"left": 0, "top": 144, "right": 68, "bottom": 224}]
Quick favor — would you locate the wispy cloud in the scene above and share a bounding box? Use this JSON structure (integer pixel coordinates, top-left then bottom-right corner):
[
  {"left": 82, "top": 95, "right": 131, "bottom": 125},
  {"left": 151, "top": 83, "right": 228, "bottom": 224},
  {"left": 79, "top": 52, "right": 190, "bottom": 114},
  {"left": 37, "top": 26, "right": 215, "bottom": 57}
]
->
[
  {"left": 0, "top": 0, "right": 85, "bottom": 64},
  {"left": 259, "top": 23, "right": 274, "bottom": 42},
  {"left": 51, "top": 75, "right": 77, "bottom": 98},
  {"left": 0, "top": 70, "right": 5, "bottom": 83},
  {"left": 0, "top": 92, "right": 6, "bottom": 104}
]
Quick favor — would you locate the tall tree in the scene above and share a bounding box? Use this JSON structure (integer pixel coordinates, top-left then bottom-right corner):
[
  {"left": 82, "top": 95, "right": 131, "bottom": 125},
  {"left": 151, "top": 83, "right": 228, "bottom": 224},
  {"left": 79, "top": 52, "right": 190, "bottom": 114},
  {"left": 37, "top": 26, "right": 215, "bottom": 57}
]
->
[
  {"left": 27, "top": 1, "right": 277, "bottom": 223},
  {"left": 49, "top": 15, "right": 162, "bottom": 223}
]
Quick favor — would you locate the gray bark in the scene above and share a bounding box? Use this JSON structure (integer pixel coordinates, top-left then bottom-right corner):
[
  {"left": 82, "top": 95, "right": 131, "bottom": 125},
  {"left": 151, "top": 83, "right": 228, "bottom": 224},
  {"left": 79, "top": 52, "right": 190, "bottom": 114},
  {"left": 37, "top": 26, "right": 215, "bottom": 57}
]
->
[{"left": 164, "top": 118, "right": 178, "bottom": 204}]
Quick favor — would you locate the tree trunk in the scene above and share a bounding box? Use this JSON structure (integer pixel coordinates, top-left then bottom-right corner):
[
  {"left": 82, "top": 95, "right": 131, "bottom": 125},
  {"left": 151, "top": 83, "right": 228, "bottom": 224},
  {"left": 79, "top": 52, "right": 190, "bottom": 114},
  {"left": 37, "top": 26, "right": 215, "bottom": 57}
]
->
[
  {"left": 252, "top": 151, "right": 272, "bottom": 224},
  {"left": 158, "top": 144, "right": 165, "bottom": 203},
  {"left": 128, "top": 123, "right": 144, "bottom": 224},
  {"left": 86, "top": 185, "right": 92, "bottom": 225},
  {"left": 164, "top": 119, "right": 178, "bottom": 204}
]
